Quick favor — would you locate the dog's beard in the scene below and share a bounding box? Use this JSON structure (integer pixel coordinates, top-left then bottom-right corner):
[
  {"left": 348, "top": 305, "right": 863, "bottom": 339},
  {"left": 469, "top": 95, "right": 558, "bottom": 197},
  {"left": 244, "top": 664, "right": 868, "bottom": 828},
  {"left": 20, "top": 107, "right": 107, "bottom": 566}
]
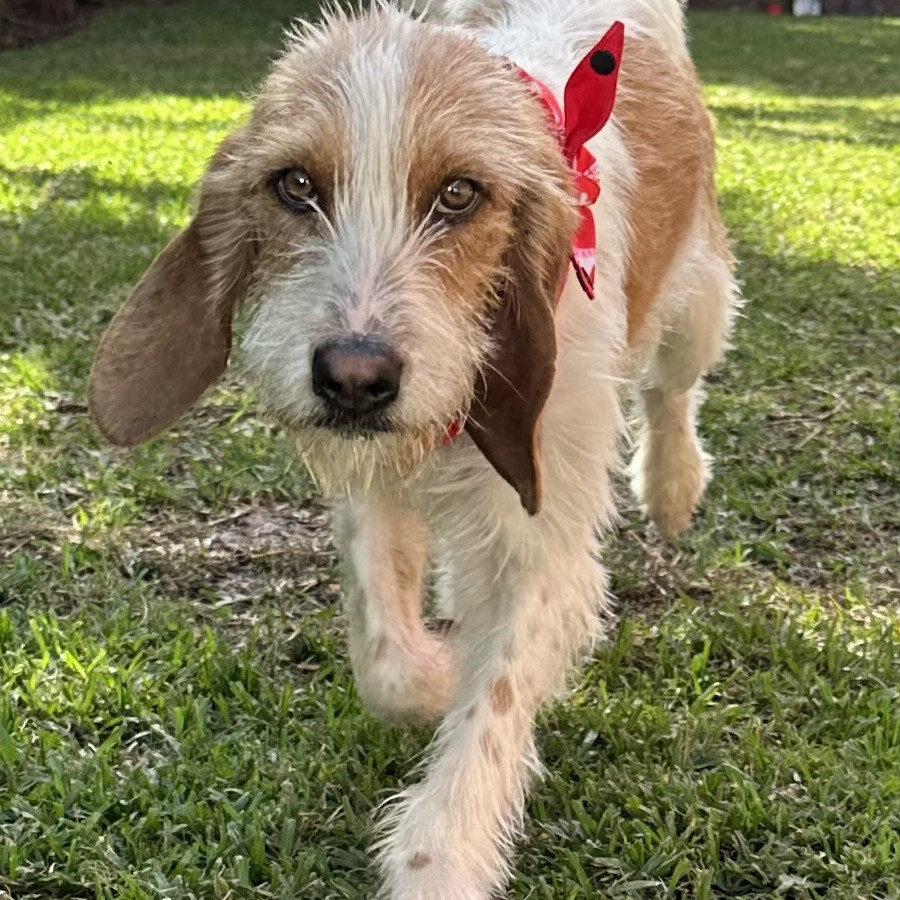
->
[{"left": 288, "top": 421, "right": 448, "bottom": 496}]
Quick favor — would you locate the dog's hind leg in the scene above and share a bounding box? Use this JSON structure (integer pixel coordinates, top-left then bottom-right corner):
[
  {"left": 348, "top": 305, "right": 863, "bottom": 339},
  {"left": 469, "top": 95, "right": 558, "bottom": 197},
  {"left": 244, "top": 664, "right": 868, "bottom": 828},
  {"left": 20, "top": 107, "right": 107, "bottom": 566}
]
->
[
  {"left": 630, "top": 383, "right": 709, "bottom": 539},
  {"left": 630, "top": 232, "right": 737, "bottom": 538},
  {"left": 335, "top": 494, "right": 456, "bottom": 724}
]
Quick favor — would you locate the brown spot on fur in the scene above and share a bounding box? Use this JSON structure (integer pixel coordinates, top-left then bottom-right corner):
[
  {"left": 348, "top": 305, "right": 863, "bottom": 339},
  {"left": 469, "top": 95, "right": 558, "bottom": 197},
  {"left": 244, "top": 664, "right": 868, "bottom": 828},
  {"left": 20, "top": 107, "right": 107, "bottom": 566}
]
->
[
  {"left": 480, "top": 729, "right": 502, "bottom": 766},
  {"left": 407, "top": 852, "right": 432, "bottom": 870},
  {"left": 465, "top": 704, "right": 477, "bottom": 720},
  {"left": 490, "top": 676, "right": 514, "bottom": 715},
  {"left": 374, "top": 635, "right": 389, "bottom": 662},
  {"left": 616, "top": 37, "right": 727, "bottom": 345},
  {"left": 541, "top": 590, "right": 550, "bottom": 606}
]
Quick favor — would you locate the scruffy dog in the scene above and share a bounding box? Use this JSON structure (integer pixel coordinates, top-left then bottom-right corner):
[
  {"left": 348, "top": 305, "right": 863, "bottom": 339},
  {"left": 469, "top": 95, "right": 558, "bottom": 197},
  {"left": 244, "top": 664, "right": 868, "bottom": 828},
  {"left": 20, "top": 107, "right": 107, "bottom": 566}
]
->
[{"left": 89, "top": 0, "right": 737, "bottom": 895}]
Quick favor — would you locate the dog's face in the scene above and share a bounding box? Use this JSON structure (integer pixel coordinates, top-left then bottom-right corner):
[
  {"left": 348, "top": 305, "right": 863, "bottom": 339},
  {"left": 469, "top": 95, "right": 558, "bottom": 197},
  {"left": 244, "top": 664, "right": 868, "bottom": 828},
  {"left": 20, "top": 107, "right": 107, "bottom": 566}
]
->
[{"left": 89, "top": 8, "right": 576, "bottom": 512}]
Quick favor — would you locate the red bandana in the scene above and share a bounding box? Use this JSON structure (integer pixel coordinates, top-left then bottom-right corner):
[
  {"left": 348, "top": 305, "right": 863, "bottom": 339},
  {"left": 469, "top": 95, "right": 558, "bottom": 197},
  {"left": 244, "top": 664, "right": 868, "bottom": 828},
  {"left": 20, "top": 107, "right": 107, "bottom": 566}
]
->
[
  {"left": 513, "top": 21, "right": 625, "bottom": 300},
  {"left": 440, "top": 23, "right": 625, "bottom": 446}
]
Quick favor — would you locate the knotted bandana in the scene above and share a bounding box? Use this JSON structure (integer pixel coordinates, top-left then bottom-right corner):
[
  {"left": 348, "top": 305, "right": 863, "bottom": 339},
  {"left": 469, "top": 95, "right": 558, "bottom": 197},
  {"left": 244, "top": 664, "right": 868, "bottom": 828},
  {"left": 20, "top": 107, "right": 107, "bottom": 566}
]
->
[
  {"left": 513, "top": 20, "right": 625, "bottom": 300},
  {"left": 439, "top": 23, "right": 625, "bottom": 447}
]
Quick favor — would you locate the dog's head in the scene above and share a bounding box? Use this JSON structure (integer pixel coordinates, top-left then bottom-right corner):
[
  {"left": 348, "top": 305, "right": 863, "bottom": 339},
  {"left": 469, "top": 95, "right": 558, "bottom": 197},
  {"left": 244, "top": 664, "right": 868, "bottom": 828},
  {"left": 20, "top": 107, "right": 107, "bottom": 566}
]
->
[{"left": 89, "top": 6, "right": 577, "bottom": 513}]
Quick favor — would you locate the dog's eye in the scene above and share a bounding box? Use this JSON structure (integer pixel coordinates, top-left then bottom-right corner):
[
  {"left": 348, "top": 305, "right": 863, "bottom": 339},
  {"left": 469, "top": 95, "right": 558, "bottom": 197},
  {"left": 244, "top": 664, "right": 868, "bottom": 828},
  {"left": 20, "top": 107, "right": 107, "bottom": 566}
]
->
[
  {"left": 434, "top": 178, "right": 482, "bottom": 217},
  {"left": 276, "top": 168, "right": 317, "bottom": 211}
]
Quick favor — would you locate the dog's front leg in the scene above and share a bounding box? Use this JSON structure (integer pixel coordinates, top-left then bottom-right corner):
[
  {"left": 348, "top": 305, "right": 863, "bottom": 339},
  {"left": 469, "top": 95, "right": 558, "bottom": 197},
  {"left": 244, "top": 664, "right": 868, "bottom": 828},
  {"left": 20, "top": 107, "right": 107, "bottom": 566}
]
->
[
  {"left": 335, "top": 492, "right": 457, "bottom": 724},
  {"left": 377, "top": 531, "right": 605, "bottom": 899}
]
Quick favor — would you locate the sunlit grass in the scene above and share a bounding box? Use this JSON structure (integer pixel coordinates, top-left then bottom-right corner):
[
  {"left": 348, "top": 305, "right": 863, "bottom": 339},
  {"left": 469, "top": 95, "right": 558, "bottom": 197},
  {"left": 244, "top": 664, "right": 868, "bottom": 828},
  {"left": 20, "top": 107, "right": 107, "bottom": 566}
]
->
[{"left": 0, "top": 4, "right": 898, "bottom": 899}]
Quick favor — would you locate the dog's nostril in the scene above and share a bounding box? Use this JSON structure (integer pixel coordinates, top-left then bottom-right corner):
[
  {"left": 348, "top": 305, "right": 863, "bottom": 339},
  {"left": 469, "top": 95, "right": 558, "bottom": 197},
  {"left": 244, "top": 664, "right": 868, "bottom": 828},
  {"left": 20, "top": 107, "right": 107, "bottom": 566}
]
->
[
  {"left": 320, "top": 377, "right": 343, "bottom": 398},
  {"left": 365, "top": 379, "right": 394, "bottom": 400},
  {"left": 312, "top": 337, "right": 402, "bottom": 417}
]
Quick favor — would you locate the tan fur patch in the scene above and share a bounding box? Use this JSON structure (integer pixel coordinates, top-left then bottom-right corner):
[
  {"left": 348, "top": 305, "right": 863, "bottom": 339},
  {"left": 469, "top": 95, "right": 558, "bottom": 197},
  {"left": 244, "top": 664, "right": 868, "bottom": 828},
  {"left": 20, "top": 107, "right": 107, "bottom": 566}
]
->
[
  {"left": 407, "top": 852, "right": 432, "bottom": 870},
  {"left": 391, "top": 543, "right": 422, "bottom": 599},
  {"left": 490, "top": 676, "right": 514, "bottom": 715},
  {"left": 616, "top": 37, "right": 721, "bottom": 345}
]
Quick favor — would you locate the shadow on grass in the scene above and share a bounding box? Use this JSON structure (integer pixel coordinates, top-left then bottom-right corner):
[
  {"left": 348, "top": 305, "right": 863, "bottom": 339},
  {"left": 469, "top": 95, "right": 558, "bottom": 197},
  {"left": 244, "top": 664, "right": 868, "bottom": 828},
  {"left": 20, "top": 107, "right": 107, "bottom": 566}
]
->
[
  {"left": 0, "top": 0, "right": 312, "bottom": 129},
  {"left": 689, "top": 13, "right": 900, "bottom": 99},
  {"left": 0, "top": 164, "right": 186, "bottom": 373},
  {"left": 710, "top": 101, "right": 899, "bottom": 148},
  {"left": 693, "top": 233, "right": 898, "bottom": 599},
  {"left": 1, "top": 5, "right": 899, "bottom": 136}
]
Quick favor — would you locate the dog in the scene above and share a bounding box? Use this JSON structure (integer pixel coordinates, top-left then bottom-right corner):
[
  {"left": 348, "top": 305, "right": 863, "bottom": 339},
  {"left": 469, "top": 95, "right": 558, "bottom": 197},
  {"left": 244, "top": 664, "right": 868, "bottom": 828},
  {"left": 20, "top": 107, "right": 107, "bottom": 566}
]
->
[{"left": 88, "top": 0, "right": 737, "bottom": 895}]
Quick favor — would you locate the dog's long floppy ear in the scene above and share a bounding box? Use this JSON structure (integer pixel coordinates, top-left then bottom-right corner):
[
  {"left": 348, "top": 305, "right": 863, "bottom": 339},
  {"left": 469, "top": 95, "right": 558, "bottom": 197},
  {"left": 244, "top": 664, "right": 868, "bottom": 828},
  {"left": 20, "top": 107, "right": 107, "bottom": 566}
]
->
[
  {"left": 89, "top": 131, "right": 252, "bottom": 446},
  {"left": 465, "top": 189, "right": 575, "bottom": 516}
]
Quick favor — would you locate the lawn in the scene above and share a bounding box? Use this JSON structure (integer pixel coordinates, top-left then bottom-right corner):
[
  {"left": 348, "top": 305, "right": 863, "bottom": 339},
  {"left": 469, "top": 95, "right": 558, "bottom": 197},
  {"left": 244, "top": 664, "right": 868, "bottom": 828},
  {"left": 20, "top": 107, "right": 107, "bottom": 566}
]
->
[{"left": 0, "top": 4, "right": 898, "bottom": 899}]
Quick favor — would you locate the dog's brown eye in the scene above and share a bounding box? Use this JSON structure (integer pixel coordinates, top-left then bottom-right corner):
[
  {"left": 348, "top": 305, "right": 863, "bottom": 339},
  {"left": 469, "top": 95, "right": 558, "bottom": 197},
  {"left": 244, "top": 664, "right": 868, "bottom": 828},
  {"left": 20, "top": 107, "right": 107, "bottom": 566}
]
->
[
  {"left": 435, "top": 178, "right": 482, "bottom": 217},
  {"left": 276, "top": 168, "right": 317, "bottom": 211}
]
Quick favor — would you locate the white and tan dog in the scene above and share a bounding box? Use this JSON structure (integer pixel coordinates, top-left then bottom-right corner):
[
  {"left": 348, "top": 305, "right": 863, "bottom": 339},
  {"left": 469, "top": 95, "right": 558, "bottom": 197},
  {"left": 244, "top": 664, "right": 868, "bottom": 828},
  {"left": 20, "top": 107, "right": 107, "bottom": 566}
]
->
[{"left": 89, "top": 0, "right": 737, "bottom": 895}]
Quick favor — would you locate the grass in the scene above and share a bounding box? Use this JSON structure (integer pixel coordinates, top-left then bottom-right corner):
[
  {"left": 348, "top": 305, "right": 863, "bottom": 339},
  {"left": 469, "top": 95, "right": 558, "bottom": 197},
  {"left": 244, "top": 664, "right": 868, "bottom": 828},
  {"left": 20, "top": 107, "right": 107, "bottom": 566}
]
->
[{"left": 0, "top": 3, "right": 898, "bottom": 898}]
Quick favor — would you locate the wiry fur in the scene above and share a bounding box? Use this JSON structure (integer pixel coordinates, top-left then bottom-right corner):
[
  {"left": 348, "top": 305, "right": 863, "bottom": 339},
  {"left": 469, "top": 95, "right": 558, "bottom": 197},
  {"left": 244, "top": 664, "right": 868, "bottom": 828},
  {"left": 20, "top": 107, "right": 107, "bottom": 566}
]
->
[{"left": 88, "top": 0, "right": 739, "bottom": 896}]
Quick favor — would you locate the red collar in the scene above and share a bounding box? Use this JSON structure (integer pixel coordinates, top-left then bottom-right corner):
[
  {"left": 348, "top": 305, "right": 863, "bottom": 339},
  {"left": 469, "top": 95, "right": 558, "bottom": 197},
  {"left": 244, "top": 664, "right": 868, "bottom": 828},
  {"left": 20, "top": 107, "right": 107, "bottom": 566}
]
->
[{"left": 441, "top": 22, "right": 625, "bottom": 447}]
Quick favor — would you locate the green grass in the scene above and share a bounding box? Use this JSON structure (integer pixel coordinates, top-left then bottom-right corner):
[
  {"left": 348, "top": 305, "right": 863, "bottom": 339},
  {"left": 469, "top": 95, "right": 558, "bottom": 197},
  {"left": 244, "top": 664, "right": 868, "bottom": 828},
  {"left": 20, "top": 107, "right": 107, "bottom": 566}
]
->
[{"left": 1, "top": 4, "right": 899, "bottom": 898}]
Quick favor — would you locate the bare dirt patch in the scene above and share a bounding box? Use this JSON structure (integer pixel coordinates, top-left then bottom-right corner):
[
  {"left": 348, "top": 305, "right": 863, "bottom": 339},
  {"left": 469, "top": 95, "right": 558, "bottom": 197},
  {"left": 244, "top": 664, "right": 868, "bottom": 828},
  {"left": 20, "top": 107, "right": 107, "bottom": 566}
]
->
[{"left": 119, "top": 501, "right": 340, "bottom": 614}]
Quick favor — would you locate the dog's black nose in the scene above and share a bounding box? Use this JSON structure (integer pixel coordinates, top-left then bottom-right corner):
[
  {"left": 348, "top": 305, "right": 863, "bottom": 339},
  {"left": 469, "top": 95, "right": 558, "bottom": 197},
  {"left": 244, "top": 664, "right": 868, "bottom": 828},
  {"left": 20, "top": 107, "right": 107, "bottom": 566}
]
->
[{"left": 312, "top": 336, "right": 402, "bottom": 417}]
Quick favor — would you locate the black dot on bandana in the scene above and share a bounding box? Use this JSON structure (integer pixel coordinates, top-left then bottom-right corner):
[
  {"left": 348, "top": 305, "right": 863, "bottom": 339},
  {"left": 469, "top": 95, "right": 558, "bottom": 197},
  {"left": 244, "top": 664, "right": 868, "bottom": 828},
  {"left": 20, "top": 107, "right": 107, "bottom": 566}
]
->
[{"left": 590, "top": 50, "right": 616, "bottom": 75}]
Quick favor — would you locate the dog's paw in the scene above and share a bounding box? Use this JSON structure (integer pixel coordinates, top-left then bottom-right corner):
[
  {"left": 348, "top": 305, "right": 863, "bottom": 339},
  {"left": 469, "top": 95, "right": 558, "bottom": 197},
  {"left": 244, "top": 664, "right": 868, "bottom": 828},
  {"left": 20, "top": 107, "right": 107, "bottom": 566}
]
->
[
  {"left": 354, "top": 629, "right": 457, "bottom": 724},
  {"left": 631, "top": 425, "right": 710, "bottom": 540}
]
